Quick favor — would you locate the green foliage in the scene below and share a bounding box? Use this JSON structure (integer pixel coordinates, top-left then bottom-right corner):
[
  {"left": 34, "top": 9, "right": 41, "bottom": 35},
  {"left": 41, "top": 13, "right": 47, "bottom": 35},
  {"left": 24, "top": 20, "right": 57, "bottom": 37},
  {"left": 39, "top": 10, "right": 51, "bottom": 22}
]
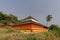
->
[
  {"left": 8, "top": 14, "right": 18, "bottom": 24},
  {"left": 46, "top": 15, "right": 52, "bottom": 26},
  {"left": 49, "top": 24, "right": 59, "bottom": 30},
  {"left": 46, "top": 15, "right": 52, "bottom": 22},
  {"left": 0, "top": 11, "right": 21, "bottom": 25},
  {"left": 49, "top": 24, "right": 60, "bottom": 37}
]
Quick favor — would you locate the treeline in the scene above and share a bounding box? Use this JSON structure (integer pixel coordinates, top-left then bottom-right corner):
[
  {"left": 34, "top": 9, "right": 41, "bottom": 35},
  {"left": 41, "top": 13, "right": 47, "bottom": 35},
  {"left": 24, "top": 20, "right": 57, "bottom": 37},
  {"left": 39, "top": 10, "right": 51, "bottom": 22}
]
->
[
  {"left": 46, "top": 15, "right": 60, "bottom": 37},
  {"left": 0, "top": 11, "right": 20, "bottom": 25},
  {"left": 49, "top": 24, "right": 60, "bottom": 37}
]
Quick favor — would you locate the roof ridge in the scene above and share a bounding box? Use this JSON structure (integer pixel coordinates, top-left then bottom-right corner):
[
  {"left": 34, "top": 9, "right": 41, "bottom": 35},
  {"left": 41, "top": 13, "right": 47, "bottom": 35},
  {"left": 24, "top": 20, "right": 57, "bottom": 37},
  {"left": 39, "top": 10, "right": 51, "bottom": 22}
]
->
[{"left": 22, "top": 16, "right": 38, "bottom": 21}]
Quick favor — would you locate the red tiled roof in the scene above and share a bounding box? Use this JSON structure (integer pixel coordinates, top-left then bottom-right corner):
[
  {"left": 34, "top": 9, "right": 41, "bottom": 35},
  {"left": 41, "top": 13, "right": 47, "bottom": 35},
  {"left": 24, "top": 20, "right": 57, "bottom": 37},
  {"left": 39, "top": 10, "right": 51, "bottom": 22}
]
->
[{"left": 13, "top": 16, "right": 48, "bottom": 29}]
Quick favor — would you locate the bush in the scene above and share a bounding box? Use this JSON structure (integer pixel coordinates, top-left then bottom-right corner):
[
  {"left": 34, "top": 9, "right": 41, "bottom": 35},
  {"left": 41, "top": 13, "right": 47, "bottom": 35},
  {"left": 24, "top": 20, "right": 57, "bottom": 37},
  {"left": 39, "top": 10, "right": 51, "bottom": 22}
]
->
[{"left": 0, "top": 28, "right": 59, "bottom": 40}]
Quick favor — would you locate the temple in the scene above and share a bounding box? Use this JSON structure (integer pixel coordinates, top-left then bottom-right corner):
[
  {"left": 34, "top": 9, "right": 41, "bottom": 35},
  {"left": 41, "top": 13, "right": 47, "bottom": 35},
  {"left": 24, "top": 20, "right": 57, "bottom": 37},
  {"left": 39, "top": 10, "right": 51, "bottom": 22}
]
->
[{"left": 13, "top": 16, "right": 48, "bottom": 32}]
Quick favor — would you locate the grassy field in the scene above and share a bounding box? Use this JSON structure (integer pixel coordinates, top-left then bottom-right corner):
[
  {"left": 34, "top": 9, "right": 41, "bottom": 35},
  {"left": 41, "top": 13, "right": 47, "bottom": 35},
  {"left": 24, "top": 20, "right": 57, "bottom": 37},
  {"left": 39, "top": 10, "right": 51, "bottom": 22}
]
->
[{"left": 0, "top": 28, "right": 60, "bottom": 40}]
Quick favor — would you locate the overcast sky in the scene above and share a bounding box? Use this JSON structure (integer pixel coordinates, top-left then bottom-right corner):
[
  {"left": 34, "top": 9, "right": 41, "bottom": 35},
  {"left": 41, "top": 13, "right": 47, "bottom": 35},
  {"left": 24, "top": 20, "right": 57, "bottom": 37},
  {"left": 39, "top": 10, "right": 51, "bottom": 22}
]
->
[{"left": 0, "top": 0, "right": 60, "bottom": 26}]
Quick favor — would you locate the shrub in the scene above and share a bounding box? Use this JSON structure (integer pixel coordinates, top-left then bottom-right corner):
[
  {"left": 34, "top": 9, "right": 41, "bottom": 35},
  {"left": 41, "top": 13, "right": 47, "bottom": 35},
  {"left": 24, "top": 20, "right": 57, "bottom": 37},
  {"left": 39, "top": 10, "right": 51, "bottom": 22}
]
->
[{"left": 0, "top": 28, "right": 59, "bottom": 40}]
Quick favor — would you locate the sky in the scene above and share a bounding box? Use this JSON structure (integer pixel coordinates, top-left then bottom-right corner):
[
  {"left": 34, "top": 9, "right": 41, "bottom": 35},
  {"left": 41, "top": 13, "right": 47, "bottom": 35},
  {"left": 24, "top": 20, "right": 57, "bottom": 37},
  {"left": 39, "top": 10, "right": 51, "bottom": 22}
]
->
[{"left": 0, "top": 0, "right": 60, "bottom": 26}]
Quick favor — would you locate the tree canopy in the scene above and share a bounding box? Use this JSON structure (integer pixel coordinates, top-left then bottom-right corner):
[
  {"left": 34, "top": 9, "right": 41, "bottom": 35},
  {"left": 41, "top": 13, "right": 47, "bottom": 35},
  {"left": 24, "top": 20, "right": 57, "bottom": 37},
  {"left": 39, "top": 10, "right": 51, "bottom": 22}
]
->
[
  {"left": 49, "top": 24, "right": 59, "bottom": 30},
  {"left": 46, "top": 15, "right": 52, "bottom": 26},
  {"left": 0, "top": 11, "right": 20, "bottom": 25}
]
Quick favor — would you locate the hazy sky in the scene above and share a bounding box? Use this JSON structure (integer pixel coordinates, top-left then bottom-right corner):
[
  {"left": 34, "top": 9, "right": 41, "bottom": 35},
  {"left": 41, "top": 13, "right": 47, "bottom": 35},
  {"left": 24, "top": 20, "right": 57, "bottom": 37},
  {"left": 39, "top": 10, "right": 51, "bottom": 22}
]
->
[{"left": 0, "top": 0, "right": 60, "bottom": 26}]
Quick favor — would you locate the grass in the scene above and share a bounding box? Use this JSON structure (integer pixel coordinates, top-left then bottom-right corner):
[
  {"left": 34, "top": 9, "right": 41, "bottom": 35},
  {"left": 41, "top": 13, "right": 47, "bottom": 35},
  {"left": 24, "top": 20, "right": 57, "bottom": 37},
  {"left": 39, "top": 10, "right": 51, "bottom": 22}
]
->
[{"left": 0, "top": 28, "right": 59, "bottom": 40}]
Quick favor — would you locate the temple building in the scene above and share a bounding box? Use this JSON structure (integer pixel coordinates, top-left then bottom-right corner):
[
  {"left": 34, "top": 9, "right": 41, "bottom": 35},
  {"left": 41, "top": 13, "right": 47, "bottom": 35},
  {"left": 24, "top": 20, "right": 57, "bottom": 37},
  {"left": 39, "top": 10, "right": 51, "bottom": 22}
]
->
[{"left": 13, "top": 16, "right": 48, "bottom": 32}]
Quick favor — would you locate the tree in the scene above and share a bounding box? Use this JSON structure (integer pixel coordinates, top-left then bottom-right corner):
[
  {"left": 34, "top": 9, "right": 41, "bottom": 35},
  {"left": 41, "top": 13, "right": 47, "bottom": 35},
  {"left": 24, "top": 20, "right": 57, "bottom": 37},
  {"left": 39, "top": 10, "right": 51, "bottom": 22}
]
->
[
  {"left": 46, "top": 15, "right": 52, "bottom": 26},
  {"left": 49, "top": 24, "right": 60, "bottom": 37},
  {"left": 0, "top": 11, "right": 5, "bottom": 20},
  {"left": 8, "top": 14, "right": 19, "bottom": 24},
  {"left": 49, "top": 24, "right": 59, "bottom": 30},
  {"left": 0, "top": 11, "right": 21, "bottom": 25}
]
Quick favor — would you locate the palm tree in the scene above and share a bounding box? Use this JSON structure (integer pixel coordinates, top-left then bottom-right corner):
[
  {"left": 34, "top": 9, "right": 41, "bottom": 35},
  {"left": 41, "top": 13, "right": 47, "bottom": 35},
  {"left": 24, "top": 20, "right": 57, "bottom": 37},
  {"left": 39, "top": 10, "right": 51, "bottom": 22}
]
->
[{"left": 46, "top": 15, "right": 52, "bottom": 26}]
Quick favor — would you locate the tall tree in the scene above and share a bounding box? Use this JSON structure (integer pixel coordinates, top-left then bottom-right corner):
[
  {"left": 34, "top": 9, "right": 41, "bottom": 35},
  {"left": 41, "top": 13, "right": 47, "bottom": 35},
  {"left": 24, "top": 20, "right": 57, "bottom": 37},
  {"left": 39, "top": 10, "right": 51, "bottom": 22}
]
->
[{"left": 46, "top": 15, "right": 52, "bottom": 26}]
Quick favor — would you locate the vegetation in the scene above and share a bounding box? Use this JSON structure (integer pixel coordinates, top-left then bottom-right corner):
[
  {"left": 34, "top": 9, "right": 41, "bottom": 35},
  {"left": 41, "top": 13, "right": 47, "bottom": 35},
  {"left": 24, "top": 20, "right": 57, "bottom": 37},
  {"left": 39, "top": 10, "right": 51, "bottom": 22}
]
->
[
  {"left": 0, "top": 28, "right": 59, "bottom": 40},
  {"left": 0, "top": 11, "right": 20, "bottom": 25},
  {"left": 46, "top": 15, "right": 52, "bottom": 26},
  {"left": 0, "top": 11, "right": 60, "bottom": 40},
  {"left": 49, "top": 24, "right": 60, "bottom": 37}
]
